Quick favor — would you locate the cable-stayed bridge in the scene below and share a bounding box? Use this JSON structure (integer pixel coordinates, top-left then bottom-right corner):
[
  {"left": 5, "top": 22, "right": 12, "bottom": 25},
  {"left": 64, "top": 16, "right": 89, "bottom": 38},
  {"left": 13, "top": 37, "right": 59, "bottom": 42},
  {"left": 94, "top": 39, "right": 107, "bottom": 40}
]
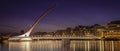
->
[{"left": 8, "top": 4, "right": 57, "bottom": 41}]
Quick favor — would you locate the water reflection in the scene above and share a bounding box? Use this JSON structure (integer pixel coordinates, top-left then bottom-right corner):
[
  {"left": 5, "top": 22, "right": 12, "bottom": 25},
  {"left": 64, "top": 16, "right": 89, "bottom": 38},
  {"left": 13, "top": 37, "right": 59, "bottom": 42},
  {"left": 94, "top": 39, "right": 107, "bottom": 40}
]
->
[
  {"left": 0, "top": 41, "right": 9, "bottom": 51},
  {"left": 104, "top": 41, "right": 120, "bottom": 51},
  {"left": 0, "top": 40, "right": 120, "bottom": 51},
  {"left": 9, "top": 42, "right": 31, "bottom": 51},
  {"left": 31, "top": 40, "right": 61, "bottom": 51}
]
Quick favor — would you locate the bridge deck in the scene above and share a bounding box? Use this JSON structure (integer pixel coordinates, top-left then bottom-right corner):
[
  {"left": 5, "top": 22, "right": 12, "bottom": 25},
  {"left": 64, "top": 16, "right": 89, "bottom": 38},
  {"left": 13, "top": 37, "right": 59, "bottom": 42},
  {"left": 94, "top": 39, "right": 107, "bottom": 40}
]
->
[
  {"left": 31, "top": 36, "right": 101, "bottom": 40},
  {"left": 8, "top": 36, "right": 102, "bottom": 41}
]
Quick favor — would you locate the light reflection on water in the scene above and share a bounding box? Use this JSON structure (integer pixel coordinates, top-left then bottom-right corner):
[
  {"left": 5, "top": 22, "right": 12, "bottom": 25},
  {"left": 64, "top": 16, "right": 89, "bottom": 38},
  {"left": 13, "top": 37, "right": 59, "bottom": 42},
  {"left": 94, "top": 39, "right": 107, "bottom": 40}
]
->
[
  {"left": 9, "top": 42, "right": 31, "bottom": 51},
  {"left": 0, "top": 40, "right": 120, "bottom": 51}
]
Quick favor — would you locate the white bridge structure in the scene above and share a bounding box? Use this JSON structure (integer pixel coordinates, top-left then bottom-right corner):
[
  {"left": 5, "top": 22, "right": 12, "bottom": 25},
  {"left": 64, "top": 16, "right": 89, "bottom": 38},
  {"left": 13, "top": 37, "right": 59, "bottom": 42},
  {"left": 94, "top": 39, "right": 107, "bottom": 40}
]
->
[
  {"left": 9, "top": 5, "right": 57, "bottom": 41},
  {"left": 8, "top": 4, "right": 107, "bottom": 41},
  {"left": 31, "top": 36, "right": 101, "bottom": 40},
  {"left": 9, "top": 35, "right": 102, "bottom": 41}
]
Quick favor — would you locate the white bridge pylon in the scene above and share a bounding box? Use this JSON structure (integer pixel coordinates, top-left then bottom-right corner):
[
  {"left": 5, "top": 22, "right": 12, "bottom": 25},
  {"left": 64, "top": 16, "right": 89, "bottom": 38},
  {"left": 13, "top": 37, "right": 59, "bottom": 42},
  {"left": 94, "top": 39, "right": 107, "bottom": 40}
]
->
[{"left": 17, "top": 5, "right": 56, "bottom": 37}]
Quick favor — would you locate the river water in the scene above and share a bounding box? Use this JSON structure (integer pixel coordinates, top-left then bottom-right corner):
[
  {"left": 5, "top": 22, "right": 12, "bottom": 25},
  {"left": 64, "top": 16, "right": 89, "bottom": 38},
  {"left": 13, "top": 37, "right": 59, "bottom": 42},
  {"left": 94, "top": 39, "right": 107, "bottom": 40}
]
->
[{"left": 0, "top": 40, "right": 120, "bottom": 51}]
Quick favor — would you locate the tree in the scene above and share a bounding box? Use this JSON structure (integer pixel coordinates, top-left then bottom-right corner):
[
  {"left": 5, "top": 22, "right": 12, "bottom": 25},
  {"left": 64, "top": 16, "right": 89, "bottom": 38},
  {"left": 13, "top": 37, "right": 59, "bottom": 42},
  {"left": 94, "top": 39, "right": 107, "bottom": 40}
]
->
[
  {"left": 65, "top": 27, "right": 72, "bottom": 35},
  {"left": 108, "top": 20, "right": 120, "bottom": 25}
]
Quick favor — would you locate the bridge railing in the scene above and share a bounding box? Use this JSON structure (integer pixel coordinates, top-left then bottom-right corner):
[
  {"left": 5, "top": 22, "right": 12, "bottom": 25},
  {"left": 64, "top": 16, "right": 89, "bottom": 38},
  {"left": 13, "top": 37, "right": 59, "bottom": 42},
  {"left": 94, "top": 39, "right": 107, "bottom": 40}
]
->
[{"left": 30, "top": 35, "right": 96, "bottom": 38}]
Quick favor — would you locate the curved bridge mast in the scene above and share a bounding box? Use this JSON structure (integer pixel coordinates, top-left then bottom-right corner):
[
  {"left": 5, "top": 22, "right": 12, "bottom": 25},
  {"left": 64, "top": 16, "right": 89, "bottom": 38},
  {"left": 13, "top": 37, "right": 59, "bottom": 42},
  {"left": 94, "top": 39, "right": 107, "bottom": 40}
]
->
[{"left": 17, "top": 5, "right": 56, "bottom": 37}]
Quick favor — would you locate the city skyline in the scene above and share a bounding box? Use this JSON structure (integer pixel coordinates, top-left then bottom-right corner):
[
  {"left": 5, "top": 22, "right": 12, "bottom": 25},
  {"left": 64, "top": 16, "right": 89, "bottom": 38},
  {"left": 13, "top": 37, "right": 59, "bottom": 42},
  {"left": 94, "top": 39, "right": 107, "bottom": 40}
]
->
[{"left": 0, "top": 0, "right": 120, "bottom": 33}]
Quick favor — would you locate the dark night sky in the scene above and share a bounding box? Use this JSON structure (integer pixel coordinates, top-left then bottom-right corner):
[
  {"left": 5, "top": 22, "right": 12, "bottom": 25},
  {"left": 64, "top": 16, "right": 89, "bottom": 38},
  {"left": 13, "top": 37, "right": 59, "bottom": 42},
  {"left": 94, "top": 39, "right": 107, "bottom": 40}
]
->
[{"left": 0, "top": 0, "right": 120, "bottom": 33}]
